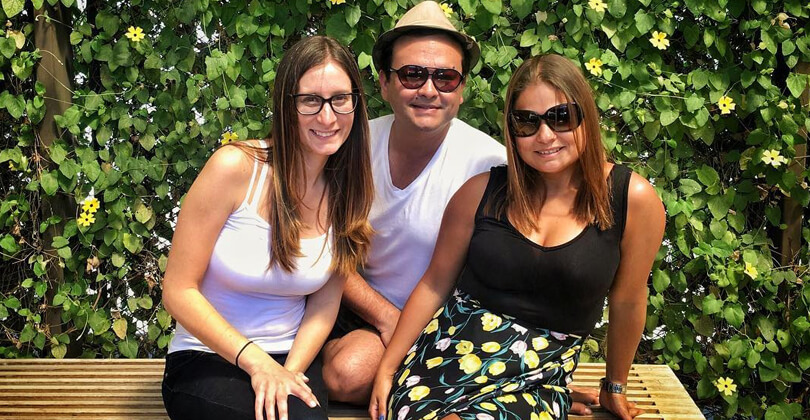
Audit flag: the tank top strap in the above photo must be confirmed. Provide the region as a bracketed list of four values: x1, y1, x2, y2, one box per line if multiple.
[243, 140, 270, 210]
[475, 165, 507, 221]
[608, 164, 632, 237]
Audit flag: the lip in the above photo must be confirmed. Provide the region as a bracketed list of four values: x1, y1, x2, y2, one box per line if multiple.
[534, 146, 564, 156]
[310, 129, 339, 138]
[410, 103, 442, 111]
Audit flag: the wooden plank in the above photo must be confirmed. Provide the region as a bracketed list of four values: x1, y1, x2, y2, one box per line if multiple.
[0, 360, 703, 420]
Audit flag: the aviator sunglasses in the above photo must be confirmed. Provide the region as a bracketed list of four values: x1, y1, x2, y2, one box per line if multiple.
[389, 65, 464, 93]
[508, 103, 583, 136]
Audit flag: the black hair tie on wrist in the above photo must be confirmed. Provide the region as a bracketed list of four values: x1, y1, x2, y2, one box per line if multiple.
[235, 340, 254, 368]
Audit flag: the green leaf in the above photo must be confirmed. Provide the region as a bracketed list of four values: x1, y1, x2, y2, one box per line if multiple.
[345, 5, 361, 26]
[138, 296, 153, 310]
[634, 11, 654, 33]
[481, 0, 502, 15]
[2, 0, 24, 18]
[758, 317, 775, 341]
[112, 318, 128, 339]
[786, 74, 807, 99]
[51, 343, 67, 359]
[118, 339, 138, 358]
[607, 0, 626, 18]
[122, 233, 142, 254]
[88, 311, 111, 335]
[685, 95, 704, 112]
[510, 0, 534, 19]
[660, 109, 679, 126]
[325, 14, 355, 46]
[0, 37, 16, 58]
[723, 304, 745, 328]
[696, 165, 719, 187]
[702, 295, 723, 315]
[707, 196, 730, 219]
[41, 171, 59, 195]
[5, 95, 25, 119]
[652, 269, 670, 293]
[157, 309, 172, 329]
[678, 179, 702, 196]
[799, 351, 810, 371]
[0, 234, 19, 254]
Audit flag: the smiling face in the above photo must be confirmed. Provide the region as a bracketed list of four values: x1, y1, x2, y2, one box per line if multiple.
[380, 33, 465, 137]
[512, 81, 584, 177]
[296, 60, 355, 162]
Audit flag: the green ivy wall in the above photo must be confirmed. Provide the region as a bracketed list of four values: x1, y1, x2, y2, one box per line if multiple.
[0, 0, 808, 418]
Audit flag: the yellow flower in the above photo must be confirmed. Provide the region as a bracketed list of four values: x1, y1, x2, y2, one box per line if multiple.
[717, 96, 735, 115]
[543, 384, 566, 393]
[77, 212, 95, 227]
[474, 375, 489, 384]
[124, 26, 145, 42]
[585, 57, 603, 76]
[82, 197, 100, 213]
[404, 351, 416, 365]
[649, 31, 670, 50]
[408, 385, 430, 401]
[424, 319, 439, 334]
[221, 131, 238, 145]
[715, 377, 737, 396]
[456, 340, 474, 355]
[561, 347, 578, 359]
[502, 383, 519, 393]
[497, 394, 517, 403]
[488, 361, 506, 376]
[480, 384, 497, 394]
[440, 3, 453, 18]
[479, 402, 497, 411]
[426, 357, 443, 369]
[423, 410, 438, 420]
[448, 325, 456, 335]
[562, 359, 575, 372]
[458, 353, 482, 374]
[538, 412, 554, 420]
[481, 313, 502, 331]
[523, 350, 540, 369]
[482, 342, 501, 353]
[532, 337, 549, 351]
[588, 0, 607, 13]
[398, 369, 410, 386]
[8, 162, 16, 171]
[522, 393, 537, 406]
[761, 149, 787, 168]
[744, 262, 758, 279]
[433, 307, 443, 318]
[329, 0, 346, 4]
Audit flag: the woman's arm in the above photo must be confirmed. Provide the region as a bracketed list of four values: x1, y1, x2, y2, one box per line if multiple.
[601, 172, 666, 420]
[369, 173, 490, 420]
[162, 144, 317, 420]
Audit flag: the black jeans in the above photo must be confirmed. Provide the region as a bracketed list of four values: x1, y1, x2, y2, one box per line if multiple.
[162, 350, 328, 420]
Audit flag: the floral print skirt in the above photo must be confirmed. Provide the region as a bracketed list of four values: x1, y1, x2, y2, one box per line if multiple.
[387, 290, 583, 420]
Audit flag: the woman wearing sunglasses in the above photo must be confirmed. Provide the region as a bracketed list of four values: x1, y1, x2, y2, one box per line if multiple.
[370, 54, 665, 420]
[161, 36, 374, 420]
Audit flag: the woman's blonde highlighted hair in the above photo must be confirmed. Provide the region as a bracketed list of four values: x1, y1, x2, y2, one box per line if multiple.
[501, 54, 613, 233]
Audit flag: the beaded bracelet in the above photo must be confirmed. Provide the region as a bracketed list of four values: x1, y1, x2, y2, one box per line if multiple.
[235, 340, 254, 368]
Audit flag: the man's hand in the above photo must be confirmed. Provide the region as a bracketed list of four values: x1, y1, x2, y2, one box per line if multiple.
[374, 306, 401, 347]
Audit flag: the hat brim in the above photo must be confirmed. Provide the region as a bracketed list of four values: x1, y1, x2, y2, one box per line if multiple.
[372, 25, 480, 73]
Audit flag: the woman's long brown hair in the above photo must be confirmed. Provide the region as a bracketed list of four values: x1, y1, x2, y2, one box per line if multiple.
[501, 54, 613, 233]
[239, 36, 374, 277]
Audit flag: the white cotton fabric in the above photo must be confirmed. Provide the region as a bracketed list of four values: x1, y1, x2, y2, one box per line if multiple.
[169, 142, 333, 354]
[362, 115, 506, 309]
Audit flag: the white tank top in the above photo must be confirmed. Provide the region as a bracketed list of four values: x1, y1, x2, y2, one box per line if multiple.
[169, 145, 333, 354]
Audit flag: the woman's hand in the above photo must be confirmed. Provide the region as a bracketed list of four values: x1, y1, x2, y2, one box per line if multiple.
[599, 390, 643, 420]
[569, 385, 599, 415]
[243, 353, 319, 420]
[369, 369, 394, 420]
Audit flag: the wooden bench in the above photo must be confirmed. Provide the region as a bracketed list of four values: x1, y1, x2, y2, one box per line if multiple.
[0, 359, 703, 419]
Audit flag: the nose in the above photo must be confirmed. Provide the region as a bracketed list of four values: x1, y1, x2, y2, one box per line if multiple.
[535, 121, 556, 143]
[316, 101, 338, 125]
[415, 75, 439, 98]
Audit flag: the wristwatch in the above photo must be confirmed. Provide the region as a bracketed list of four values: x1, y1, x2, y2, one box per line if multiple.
[600, 377, 627, 394]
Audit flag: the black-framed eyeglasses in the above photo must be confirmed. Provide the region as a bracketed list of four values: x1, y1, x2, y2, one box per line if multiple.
[508, 103, 583, 136]
[290, 93, 360, 115]
[389, 65, 464, 93]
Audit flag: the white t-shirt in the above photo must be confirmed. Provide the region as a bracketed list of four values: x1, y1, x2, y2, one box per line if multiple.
[169, 152, 333, 355]
[362, 115, 507, 309]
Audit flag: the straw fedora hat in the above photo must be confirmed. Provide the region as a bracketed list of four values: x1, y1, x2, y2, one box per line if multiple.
[372, 0, 480, 72]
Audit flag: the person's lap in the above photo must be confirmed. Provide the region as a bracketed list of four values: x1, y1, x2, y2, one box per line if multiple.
[162, 350, 328, 420]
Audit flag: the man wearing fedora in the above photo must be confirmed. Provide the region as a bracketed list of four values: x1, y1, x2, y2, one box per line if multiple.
[321, 0, 505, 405]
[321, 1, 600, 413]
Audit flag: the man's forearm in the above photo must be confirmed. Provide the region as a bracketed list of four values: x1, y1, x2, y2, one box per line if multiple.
[342, 271, 400, 331]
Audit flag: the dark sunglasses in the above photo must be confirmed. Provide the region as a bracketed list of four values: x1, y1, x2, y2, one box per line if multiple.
[290, 93, 359, 115]
[508, 103, 583, 136]
[389, 65, 464, 93]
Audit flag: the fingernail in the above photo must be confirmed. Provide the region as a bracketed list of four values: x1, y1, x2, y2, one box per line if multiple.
[379, 416, 385, 420]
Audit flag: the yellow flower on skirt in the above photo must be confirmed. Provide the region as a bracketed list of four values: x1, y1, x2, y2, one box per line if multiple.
[481, 342, 501, 353]
[433, 307, 443, 318]
[398, 369, 410, 386]
[488, 361, 507, 376]
[532, 337, 549, 350]
[423, 410, 438, 420]
[458, 353, 482, 374]
[522, 393, 537, 406]
[562, 359, 575, 372]
[480, 402, 498, 411]
[455, 340, 474, 355]
[561, 347, 578, 359]
[481, 313, 503, 331]
[408, 385, 430, 401]
[474, 375, 488, 384]
[531, 412, 554, 420]
[426, 357, 444, 369]
[480, 384, 497, 394]
[424, 319, 439, 334]
[448, 326, 456, 335]
[502, 383, 519, 393]
[523, 350, 540, 369]
[496, 394, 517, 403]
[405, 352, 416, 365]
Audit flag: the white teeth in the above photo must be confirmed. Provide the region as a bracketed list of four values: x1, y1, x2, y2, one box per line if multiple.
[537, 147, 563, 155]
[313, 130, 337, 137]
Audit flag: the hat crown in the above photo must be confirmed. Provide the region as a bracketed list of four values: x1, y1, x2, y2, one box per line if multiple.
[395, 1, 456, 32]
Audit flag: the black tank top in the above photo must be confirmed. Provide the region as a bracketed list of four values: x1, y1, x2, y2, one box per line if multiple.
[457, 165, 632, 336]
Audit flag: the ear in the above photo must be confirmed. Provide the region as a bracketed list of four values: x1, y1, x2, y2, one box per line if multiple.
[458, 77, 466, 105]
[379, 71, 391, 102]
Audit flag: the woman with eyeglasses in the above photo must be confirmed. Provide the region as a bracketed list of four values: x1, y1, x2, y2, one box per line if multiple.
[370, 54, 665, 420]
[161, 36, 373, 420]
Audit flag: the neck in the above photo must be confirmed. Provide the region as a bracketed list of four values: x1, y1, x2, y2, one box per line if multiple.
[299, 153, 328, 193]
[536, 166, 580, 196]
[388, 118, 452, 159]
